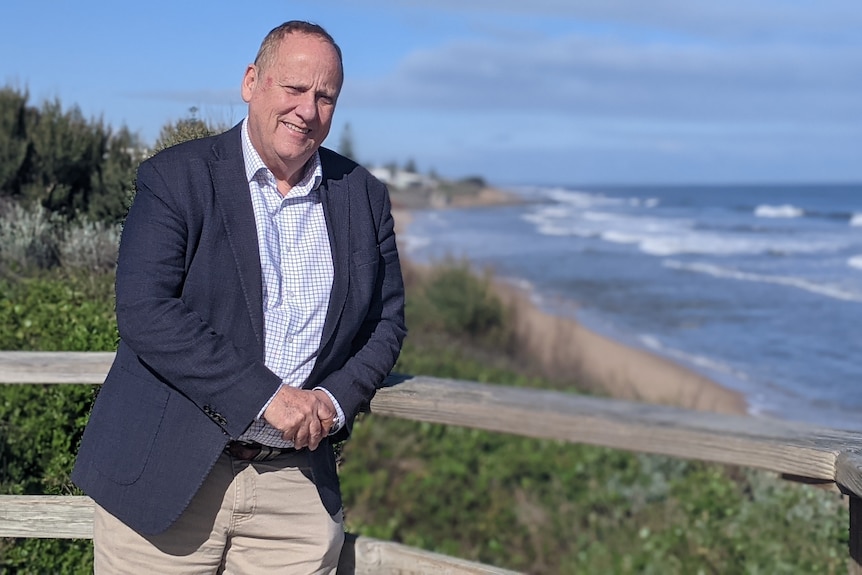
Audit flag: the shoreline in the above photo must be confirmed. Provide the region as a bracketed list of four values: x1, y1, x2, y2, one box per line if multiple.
[392, 203, 749, 416]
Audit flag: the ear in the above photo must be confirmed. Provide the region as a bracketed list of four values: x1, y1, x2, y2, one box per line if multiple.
[241, 64, 257, 103]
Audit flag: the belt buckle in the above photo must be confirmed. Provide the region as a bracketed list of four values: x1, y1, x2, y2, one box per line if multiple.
[252, 444, 277, 461]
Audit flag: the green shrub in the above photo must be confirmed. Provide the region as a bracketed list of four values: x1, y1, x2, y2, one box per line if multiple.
[407, 260, 513, 348]
[0, 200, 61, 270]
[0, 109, 219, 573]
[338, 260, 850, 573]
[151, 110, 225, 155]
[0, 200, 120, 273]
[341, 415, 849, 574]
[0, 261, 852, 574]
[0, 271, 116, 351]
[0, 86, 141, 224]
[0, 270, 114, 573]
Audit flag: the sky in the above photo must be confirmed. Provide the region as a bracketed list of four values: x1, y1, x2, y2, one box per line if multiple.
[2, 0, 861, 187]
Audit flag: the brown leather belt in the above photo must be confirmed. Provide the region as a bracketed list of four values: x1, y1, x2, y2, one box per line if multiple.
[225, 440, 300, 462]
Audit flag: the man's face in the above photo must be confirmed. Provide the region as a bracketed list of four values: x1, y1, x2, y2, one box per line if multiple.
[242, 33, 342, 182]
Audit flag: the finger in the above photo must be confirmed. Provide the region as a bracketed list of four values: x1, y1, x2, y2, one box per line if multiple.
[311, 389, 336, 419]
[279, 419, 301, 440]
[291, 419, 311, 449]
[282, 428, 296, 446]
[292, 434, 306, 450]
[306, 416, 325, 451]
[319, 413, 336, 436]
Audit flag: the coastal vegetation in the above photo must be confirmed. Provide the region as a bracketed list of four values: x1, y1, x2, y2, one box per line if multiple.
[0, 87, 141, 224]
[0, 89, 853, 573]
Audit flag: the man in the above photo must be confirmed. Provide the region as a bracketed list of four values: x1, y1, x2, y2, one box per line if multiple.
[72, 21, 406, 574]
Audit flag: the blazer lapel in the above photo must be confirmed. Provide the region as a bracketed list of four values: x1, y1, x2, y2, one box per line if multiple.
[318, 173, 350, 355]
[209, 130, 265, 350]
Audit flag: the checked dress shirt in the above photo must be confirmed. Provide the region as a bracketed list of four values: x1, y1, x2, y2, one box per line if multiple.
[236, 118, 345, 448]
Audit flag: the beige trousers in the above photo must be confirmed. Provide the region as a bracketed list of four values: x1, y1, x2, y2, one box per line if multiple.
[94, 451, 344, 574]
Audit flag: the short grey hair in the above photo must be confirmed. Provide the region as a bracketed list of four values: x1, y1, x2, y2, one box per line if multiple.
[254, 20, 343, 84]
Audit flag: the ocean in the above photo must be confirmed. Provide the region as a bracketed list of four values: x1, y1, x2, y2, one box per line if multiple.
[400, 183, 862, 431]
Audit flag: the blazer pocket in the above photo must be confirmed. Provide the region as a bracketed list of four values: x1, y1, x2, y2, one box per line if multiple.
[91, 365, 170, 485]
[347, 247, 381, 320]
[352, 246, 380, 268]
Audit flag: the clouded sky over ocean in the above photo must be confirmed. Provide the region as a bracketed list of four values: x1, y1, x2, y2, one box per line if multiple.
[2, 0, 860, 185]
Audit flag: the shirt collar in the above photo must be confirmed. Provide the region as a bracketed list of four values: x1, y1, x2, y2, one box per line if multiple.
[241, 118, 322, 195]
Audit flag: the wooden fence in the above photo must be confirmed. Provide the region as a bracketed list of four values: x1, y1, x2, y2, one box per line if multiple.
[2, 351, 862, 573]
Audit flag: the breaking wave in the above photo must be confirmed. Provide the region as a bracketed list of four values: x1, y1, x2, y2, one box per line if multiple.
[664, 260, 862, 302]
[754, 204, 804, 218]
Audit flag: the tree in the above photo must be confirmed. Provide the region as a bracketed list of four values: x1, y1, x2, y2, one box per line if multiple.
[90, 125, 144, 222]
[385, 161, 398, 180]
[0, 87, 29, 198]
[127, 110, 225, 213]
[152, 108, 220, 155]
[0, 86, 142, 223]
[20, 99, 106, 218]
[337, 122, 356, 160]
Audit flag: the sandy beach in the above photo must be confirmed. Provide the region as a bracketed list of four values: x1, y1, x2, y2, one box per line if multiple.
[392, 194, 749, 417]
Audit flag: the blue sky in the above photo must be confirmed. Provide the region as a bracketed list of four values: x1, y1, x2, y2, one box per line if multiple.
[2, 0, 860, 186]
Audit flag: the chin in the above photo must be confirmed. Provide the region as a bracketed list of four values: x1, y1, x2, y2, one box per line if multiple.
[278, 146, 314, 165]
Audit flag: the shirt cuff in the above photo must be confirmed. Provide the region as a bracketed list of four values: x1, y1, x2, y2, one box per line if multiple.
[256, 383, 285, 419]
[314, 386, 345, 434]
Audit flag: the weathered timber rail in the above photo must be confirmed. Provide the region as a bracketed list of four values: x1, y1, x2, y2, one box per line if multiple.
[0, 494, 511, 575]
[2, 351, 862, 573]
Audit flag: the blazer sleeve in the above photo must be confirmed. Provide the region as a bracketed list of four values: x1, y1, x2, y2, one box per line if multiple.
[316, 173, 407, 434]
[114, 155, 280, 439]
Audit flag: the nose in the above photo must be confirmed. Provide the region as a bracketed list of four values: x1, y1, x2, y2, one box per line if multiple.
[294, 92, 319, 123]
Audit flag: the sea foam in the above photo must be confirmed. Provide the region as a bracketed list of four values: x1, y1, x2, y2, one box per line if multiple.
[524, 186, 853, 262]
[754, 204, 804, 218]
[639, 334, 751, 381]
[524, 201, 837, 257]
[546, 189, 624, 209]
[664, 260, 862, 302]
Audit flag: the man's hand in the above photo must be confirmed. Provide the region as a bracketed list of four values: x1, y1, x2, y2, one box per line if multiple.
[263, 387, 337, 450]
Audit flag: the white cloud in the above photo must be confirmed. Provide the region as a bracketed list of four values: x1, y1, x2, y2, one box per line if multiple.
[343, 32, 862, 124]
[338, 1, 862, 182]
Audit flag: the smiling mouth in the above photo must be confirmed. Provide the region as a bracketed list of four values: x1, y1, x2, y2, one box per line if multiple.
[284, 121, 310, 135]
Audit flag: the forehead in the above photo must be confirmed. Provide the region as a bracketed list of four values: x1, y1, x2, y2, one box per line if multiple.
[268, 33, 342, 85]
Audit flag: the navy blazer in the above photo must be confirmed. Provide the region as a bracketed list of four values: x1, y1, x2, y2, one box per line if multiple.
[72, 123, 406, 535]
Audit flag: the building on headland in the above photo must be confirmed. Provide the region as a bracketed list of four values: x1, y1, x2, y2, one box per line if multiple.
[369, 166, 438, 190]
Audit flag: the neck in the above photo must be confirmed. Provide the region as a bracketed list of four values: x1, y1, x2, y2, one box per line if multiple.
[272, 161, 308, 195]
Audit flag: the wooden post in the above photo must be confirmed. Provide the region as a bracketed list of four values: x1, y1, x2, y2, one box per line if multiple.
[850, 496, 862, 575]
[834, 452, 862, 574]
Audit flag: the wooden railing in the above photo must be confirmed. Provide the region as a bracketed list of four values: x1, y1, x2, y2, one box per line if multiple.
[2, 351, 862, 573]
